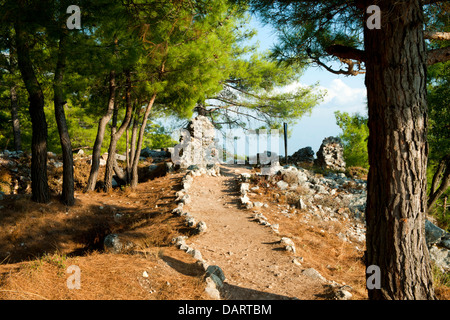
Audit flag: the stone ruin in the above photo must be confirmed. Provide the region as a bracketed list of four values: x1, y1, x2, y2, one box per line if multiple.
[287, 137, 346, 171]
[172, 115, 219, 169]
[314, 136, 346, 171]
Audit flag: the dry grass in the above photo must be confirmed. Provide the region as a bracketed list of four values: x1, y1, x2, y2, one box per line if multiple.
[244, 174, 368, 299]
[0, 248, 208, 300]
[0, 167, 210, 300]
[247, 173, 450, 300]
[1, 158, 447, 300]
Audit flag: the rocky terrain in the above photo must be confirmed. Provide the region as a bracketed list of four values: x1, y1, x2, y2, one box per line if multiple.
[0, 115, 448, 300]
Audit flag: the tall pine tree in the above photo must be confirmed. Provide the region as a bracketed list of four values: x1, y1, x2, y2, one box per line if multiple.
[243, 0, 450, 299]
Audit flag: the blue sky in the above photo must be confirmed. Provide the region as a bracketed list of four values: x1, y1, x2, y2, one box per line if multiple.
[248, 17, 368, 155]
[168, 15, 368, 159]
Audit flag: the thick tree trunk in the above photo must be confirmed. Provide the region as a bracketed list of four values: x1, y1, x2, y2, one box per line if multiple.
[14, 21, 49, 203]
[364, 0, 435, 300]
[130, 93, 157, 188]
[53, 33, 75, 206]
[85, 70, 116, 191]
[104, 70, 134, 192]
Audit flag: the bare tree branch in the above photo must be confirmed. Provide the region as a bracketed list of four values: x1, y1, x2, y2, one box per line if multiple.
[325, 44, 366, 62]
[428, 155, 450, 211]
[427, 46, 450, 65]
[424, 31, 450, 41]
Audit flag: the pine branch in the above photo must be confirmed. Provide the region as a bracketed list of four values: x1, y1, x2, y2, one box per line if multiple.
[424, 31, 450, 41]
[427, 46, 450, 65]
[325, 44, 366, 63]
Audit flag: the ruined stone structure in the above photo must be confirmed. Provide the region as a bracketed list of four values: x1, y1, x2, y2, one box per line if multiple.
[172, 116, 219, 169]
[315, 136, 346, 171]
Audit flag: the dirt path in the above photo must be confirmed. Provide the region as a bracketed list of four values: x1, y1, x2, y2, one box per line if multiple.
[185, 165, 326, 300]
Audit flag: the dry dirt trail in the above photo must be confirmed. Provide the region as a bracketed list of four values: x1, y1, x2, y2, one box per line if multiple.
[184, 165, 327, 300]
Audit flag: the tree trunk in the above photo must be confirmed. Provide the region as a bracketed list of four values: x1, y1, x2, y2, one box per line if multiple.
[130, 93, 157, 188]
[427, 155, 450, 212]
[9, 42, 22, 152]
[364, 0, 435, 300]
[53, 32, 75, 206]
[126, 121, 130, 183]
[104, 70, 134, 192]
[10, 84, 22, 152]
[14, 21, 49, 203]
[103, 92, 119, 192]
[85, 70, 116, 191]
[128, 102, 141, 184]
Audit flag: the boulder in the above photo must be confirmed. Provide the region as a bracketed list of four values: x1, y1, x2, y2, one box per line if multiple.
[429, 246, 450, 272]
[439, 233, 450, 250]
[290, 146, 315, 164]
[140, 147, 170, 159]
[425, 219, 447, 248]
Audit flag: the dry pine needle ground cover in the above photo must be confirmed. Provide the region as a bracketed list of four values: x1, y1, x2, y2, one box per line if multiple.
[0, 160, 448, 300]
[0, 171, 209, 300]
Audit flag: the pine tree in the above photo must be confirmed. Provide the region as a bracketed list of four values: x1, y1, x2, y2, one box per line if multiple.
[244, 0, 450, 300]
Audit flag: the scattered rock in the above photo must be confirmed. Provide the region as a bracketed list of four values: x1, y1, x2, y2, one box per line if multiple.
[103, 234, 135, 254]
[196, 221, 207, 234]
[280, 237, 296, 253]
[302, 268, 327, 282]
[334, 289, 352, 300]
[240, 173, 252, 182]
[292, 257, 302, 266]
[240, 183, 250, 195]
[206, 265, 226, 289]
[253, 201, 264, 208]
[186, 216, 197, 227]
[276, 180, 289, 190]
[298, 197, 306, 210]
[279, 166, 309, 185]
[429, 246, 450, 272]
[425, 219, 447, 248]
[204, 286, 221, 300]
[189, 249, 203, 261]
